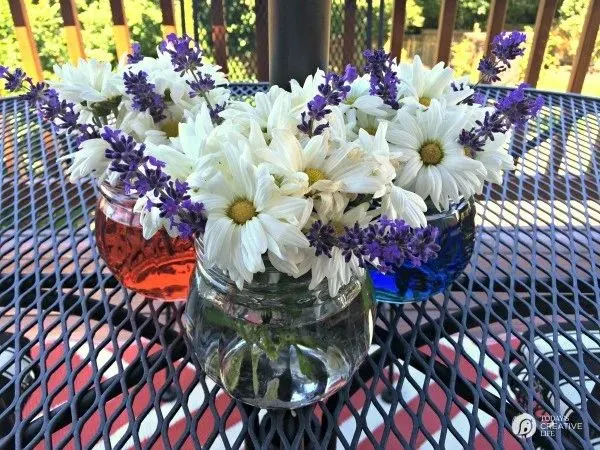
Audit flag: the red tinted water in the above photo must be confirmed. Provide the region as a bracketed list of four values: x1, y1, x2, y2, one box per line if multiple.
[95, 207, 195, 301]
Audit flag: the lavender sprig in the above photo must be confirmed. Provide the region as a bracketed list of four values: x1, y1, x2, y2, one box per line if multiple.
[0, 66, 98, 144]
[123, 70, 166, 123]
[159, 34, 202, 74]
[127, 43, 144, 64]
[363, 49, 400, 109]
[298, 65, 357, 136]
[459, 83, 543, 155]
[101, 126, 206, 238]
[308, 217, 440, 272]
[477, 31, 526, 85]
[158, 33, 222, 124]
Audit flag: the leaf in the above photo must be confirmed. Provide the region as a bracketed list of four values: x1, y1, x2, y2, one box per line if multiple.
[295, 345, 315, 379]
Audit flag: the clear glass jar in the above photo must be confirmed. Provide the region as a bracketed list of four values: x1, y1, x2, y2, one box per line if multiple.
[183, 240, 376, 409]
[371, 196, 476, 303]
[95, 181, 196, 301]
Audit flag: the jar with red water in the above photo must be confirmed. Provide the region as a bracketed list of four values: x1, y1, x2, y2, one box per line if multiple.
[94, 181, 196, 301]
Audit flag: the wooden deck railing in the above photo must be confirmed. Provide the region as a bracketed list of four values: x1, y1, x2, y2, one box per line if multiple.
[6, 0, 600, 94]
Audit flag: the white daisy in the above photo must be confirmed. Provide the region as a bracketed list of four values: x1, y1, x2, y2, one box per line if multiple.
[256, 129, 386, 205]
[127, 51, 229, 113]
[117, 107, 182, 146]
[219, 86, 297, 142]
[289, 69, 325, 115]
[52, 59, 122, 104]
[473, 131, 514, 184]
[397, 55, 473, 113]
[342, 75, 387, 117]
[387, 100, 486, 210]
[354, 121, 427, 227]
[200, 148, 312, 288]
[59, 138, 111, 182]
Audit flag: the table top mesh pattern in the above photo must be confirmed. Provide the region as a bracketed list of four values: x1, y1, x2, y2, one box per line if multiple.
[0, 85, 599, 449]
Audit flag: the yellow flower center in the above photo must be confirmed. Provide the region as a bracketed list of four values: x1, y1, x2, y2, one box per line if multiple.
[419, 141, 444, 165]
[304, 168, 327, 186]
[419, 96, 432, 107]
[331, 221, 346, 236]
[464, 147, 472, 157]
[363, 125, 378, 136]
[160, 120, 179, 138]
[227, 199, 257, 225]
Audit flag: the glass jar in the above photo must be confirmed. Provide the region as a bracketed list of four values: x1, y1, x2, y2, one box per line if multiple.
[371, 197, 476, 303]
[95, 181, 196, 301]
[183, 241, 376, 409]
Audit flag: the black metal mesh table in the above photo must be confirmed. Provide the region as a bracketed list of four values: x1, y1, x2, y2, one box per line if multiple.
[1, 85, 599, 449]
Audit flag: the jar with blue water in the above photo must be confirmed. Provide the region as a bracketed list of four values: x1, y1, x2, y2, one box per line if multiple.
[371, 197, 476, 303]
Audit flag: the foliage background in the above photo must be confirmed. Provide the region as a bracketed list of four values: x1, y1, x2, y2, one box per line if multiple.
[0, 0, 597, 95]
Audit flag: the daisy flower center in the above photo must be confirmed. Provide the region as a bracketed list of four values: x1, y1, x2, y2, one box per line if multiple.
[419, 141, 444, 165]
[331, 221, 346, 236]
[419, 96, 432, 107]
[227, 199, 257, 225]
[363, 125, 378, 136]
[305, 168, 327, 186]
[160, 120, 179, 138]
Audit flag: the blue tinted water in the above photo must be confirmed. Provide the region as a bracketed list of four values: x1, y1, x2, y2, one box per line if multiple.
[371, 198, 476, 303]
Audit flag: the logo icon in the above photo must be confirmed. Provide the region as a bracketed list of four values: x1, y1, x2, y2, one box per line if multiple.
[512, 413, 536, 438]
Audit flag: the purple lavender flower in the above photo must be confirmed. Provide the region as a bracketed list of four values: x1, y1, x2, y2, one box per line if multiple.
[127, 43, 144, 64]
[495, 83, 544, 128]
[310, 217, 440, 273]
[177, 199, 206, 237]
[307, 220, 337, 257]
[0, 66, 27, 92]
[134, 164, 170, 196]
[38, 89, 80, 130]
[338, 223, 368, 264]
[123, 71, 166, 123]
[159, 34, 202, 74]
[492, 31, 527, 66]
[363, 49, 400, 109]
[361, 219, 414, 272]
[477, 56, 504, 84]
[317, 65, 358, 106]
[475, 31, 527, 85]
[188, 74, 215, 98]
[209, 103, 225, 125]
[101, 127, 149, 182]
[298, 65, 357, 136]
[158, 180, 191, 219]
[408, 227, 440, 266]
[459, 84, 543, 156]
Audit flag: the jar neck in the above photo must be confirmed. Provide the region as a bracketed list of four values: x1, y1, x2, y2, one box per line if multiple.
[192, 238, 365, 314]
[98, 180, 137, 209]
[424, 196, 473, 220]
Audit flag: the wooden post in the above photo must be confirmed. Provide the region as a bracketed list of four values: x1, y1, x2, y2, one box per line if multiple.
[567, 0, 600, 93]
[483, 0, 508, 55]
[268, 0, 331, 89]
[211, 0, 228, 73]
[59, 0, 85, 64]
[7, 0, 43, 81]
[525, 0, 559, 87]
[342, 0, 356, 64]
[109, 0, 131, 61]
[435, 0, 458, 64]
[160, 0, 177, 37]
[255, 0, 268, 81]
[390, 0, 406, 60]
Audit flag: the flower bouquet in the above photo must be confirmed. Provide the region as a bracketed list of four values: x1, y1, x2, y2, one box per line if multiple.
[1, 31, 541, 407]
